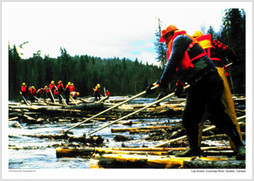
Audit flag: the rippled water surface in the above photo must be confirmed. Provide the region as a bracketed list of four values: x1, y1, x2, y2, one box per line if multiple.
[8, 97, 182, 169]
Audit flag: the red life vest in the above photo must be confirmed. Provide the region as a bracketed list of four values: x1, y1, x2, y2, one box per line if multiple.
[49, 83, 55, 90]
[54, 89, 59, 95]
[70, 91, 79, 97]
[21, 85, 27, 92]
[105, 91, 110, 97]
[29, 88, 36, 95]
[167, 30, 206, 71]
[57, 83, 63, 90]
[69, 85, 75, 92]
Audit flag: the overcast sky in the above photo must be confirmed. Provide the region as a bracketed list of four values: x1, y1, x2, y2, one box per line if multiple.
[4, 2, 249, 66]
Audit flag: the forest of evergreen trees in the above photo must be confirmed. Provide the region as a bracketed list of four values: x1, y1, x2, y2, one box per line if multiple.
[9, 8, 246, 100]
[9, 46, 162, 100]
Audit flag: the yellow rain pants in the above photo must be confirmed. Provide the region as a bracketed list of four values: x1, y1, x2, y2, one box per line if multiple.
[198, 67, 242, 151]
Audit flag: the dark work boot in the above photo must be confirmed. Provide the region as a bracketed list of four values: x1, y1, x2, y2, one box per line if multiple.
[175, 131, 201, 157]
[175, 147, 201, 157]
[226, 128, 245, 160]
[235, 145, 246, 160]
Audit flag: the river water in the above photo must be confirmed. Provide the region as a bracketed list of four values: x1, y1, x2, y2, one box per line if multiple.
[8, 97, 183, 169]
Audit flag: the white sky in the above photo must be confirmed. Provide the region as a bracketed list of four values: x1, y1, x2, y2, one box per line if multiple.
[4, 2, 248, 66]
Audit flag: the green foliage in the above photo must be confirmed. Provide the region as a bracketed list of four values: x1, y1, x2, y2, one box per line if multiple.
[154, 18, 167, 69]
[201, 9, 245, 94]
[218, 9, 246, 94]
[8, 47, 162, 100]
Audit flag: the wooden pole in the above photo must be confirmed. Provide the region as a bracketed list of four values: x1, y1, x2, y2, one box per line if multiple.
[153, 115, 246, 148]
[88, 85, 190, 136]
[61, 84, 159, 134]
[19, 91, 30, 106]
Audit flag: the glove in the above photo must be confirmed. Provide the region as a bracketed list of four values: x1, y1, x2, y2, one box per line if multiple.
[157, 80, 169, 89]
[174, 82, 184, 97]
[145, 83, 157, 94]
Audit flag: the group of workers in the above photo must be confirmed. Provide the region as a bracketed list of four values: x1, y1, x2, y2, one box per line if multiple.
[20, 24, 245, 160]
[21, 81, 109, 104]
[146, 25, 245, 160]
[20, 80, 80, 104]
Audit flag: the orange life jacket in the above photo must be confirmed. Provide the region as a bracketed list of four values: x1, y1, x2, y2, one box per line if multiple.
[195, 34, 228, 75]
[94, 86, 100, 94]
[167, 30, 207, 71]
[195, 34, 221, 62]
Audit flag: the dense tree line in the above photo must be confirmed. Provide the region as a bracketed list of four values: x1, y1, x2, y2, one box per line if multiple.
[9, 45, 162, 100]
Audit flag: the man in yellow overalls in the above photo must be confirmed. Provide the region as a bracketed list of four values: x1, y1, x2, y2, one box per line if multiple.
[192, 31, 242, 151]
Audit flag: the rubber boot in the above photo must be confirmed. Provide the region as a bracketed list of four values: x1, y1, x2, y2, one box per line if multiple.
[175, 131, 201, 157]
[226, 128, 245, 160]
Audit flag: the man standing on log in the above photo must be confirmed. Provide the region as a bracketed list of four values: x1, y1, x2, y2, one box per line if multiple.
[28, 86, 36, 102]
[93, 84, 101, 101]
[49, 80, 55, 103]
[65, 82, 71, 105]
[21, 82, 28, 100]
[192, 31, 243, 153]
[56, 80, 65, 103]
[146, 25, 245, 159]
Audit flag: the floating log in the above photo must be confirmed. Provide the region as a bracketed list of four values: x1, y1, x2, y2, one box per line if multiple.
[62, 102, 104, 110]
[56, 146, 231, 158]
[91, 154, 228, 169]
[23, 134, 104, 146]
[111, 126, 172, 133]
[9, 117, 19, 121]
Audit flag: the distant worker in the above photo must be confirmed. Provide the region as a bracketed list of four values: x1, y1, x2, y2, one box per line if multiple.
[43, 85, 50, 100]
[192, 31, 242, 151]
[56, 80, 65, 103]
[36, 87, 43, 98]
[21, 82, 28, 100]
[93, 84, 101, 101]
[146, 25, 245, 159]
[65, 82, 71, 105]
[105, 90, 110, 97]
[70, 91, 80, 98]
[28, 86, 36, 102]
[49, 80, 55, 102]
[69, 83, 75, 92]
